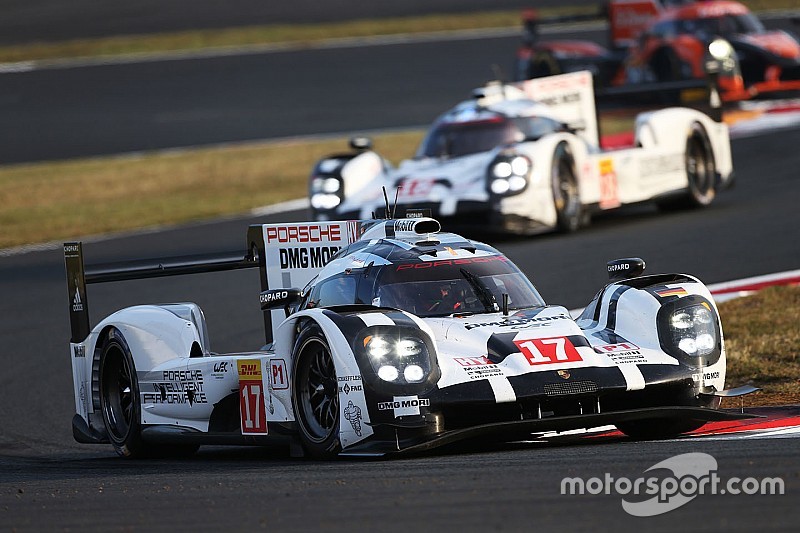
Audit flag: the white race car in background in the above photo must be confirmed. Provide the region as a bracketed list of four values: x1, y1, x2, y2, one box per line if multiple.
[309, 71, 733, 234]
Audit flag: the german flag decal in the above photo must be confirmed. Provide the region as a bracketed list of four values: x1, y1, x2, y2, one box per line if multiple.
[656, 287, 688, 298]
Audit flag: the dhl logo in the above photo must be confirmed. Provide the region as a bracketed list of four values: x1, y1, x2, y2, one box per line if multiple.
[237, 360, 262, 379]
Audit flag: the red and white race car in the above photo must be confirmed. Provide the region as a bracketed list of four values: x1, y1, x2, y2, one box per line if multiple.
[516, 0, 800, 102]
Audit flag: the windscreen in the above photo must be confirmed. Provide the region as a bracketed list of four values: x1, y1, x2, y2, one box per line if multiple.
[416, 118, 522, 159]
[371, 255, 545, 317]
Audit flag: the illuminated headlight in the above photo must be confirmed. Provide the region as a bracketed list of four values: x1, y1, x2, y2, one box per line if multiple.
[708, 39, 733, 61]
[362, 332, 432, 384]
[668, 304, 717, 357]
[311, 176, 341, 194]
[490, 179, 511, 194]
[493, 161, 513, 179]
[510, 156, 530, 175]
[488, 155, 531, 196]
[310, 193, 341, 210]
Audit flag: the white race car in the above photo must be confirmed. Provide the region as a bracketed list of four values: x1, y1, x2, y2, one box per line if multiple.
[65, 217, 756, 459]
[309, 71, 733, 234]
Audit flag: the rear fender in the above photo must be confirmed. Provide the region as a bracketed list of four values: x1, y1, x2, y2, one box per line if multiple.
[92, 305, 205, 374]
[635, 108, 732, 184]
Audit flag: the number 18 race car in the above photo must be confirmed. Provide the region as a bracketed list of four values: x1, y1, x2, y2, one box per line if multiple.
[309, 71, 733, 235]
[64, 217, 756, 458]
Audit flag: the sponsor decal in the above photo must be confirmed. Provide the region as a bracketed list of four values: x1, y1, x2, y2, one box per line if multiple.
[142, 370, 208, 406]
[396, 255, 507, 271]
[238, 359, 267, 435]
[607, 264, 629, 273]
[279, 246, 341, 270]
[596, 342, 640, 353]
[454, 356, 493, 367]
[515, 336, 583, 366]
[464, 313, 570, 331]
[397, 177, 436, 198]
[338, 375, 364, 395]
[639, 154, 684, 178]
[266, 224, 342, 244]
[210, 360, 230, 380]
[269, 359, 288, 390]
[558, 370, 571, 380]
[72, 345, 85, 358]
[599, 158, 620, 210]
[656, 287, 688, 298]
[453, 356, 504, 380]
[692, 371, 721, 383]
[343, 400, 363, 436]
[71, 283, 84, 313]
[378, 396, 430, 417]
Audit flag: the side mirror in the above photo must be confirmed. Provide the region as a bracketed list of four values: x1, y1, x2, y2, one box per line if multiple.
[349, 136, 373, 151]
[607, 258, 646, 281]
[259, 288, 302, 315]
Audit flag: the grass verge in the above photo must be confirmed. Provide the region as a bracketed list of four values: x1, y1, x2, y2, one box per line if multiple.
[719, 285, 800, 407]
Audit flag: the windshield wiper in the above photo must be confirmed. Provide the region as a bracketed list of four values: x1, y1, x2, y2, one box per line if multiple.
[459, 268, 500, 313]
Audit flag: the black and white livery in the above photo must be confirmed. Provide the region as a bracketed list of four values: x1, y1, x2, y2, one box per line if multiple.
[64, 218, 755, 458]
[309, 71, 733, 234]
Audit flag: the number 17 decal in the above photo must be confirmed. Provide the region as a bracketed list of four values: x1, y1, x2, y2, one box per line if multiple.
[514, 336, 582, 366]
[238, 359, 268, 435]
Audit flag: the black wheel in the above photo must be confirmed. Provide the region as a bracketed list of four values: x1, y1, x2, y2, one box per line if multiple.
[99, 328, 198, 459]
[292, 324, 341, 458]
[657, 123, 716, 210]
[98, 328, 148, 458]
[551, 142, 584, 233]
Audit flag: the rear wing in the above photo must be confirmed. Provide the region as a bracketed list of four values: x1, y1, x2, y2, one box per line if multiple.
[64, 221, 368, 347]
[513, 70, 600, 147]
[607, 0, 663, 49]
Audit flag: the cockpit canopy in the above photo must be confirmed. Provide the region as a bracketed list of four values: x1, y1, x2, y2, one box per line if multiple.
[301, 253, 545, 318]
[415, 112, 564, 159]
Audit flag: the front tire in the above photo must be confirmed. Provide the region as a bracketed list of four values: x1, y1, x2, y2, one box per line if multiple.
[551, 142, 584, 233]
[292, 323, 341, 459]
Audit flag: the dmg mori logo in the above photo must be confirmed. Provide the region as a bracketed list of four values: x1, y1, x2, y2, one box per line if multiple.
[378, 398, 430, 411]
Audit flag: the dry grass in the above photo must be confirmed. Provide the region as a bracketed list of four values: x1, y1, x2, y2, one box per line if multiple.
[719, 286, 800, 407]
[0, 131, 424, 249]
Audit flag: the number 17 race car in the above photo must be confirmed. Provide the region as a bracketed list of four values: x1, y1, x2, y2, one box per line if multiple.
[64, 217, 756, 458]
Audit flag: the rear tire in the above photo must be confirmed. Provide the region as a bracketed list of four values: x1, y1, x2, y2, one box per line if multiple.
[99, 329, 148, 458]
[657, 123, 716, 210]
[292, 324, 341, 459]
[551, 142, 584, 233]
[98, 328, 198, 458]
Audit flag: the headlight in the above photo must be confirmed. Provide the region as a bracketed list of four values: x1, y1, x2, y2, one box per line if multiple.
[361, 331, 432, 384]
[310, 193, 341, 210]
[311, 176, 341, 194]
[668, 304, 717, 357]
[708, 39, 733, 61]
[488, 154, 532, 197]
